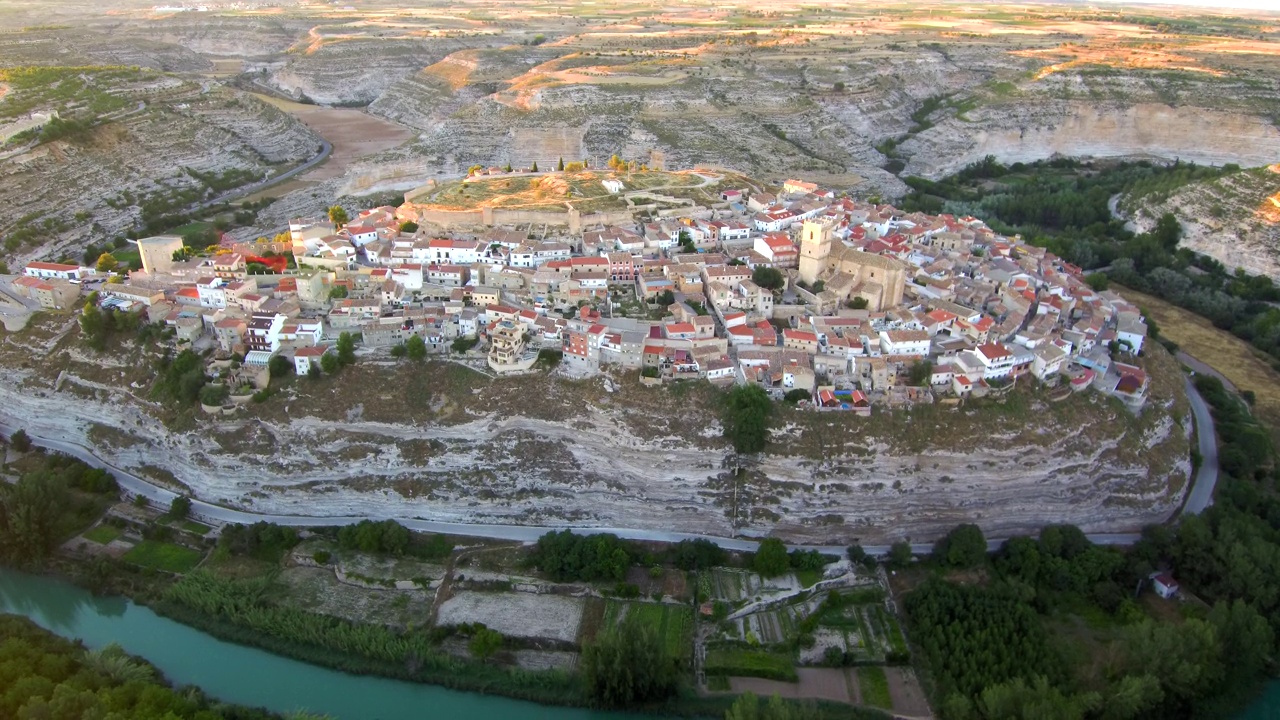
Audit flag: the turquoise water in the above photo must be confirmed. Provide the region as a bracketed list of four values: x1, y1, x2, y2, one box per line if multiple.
[0, 568, 648, 720]
[1237, 680, 1280, 720]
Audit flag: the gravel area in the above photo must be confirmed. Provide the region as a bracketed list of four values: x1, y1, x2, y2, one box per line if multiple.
[436, 591, 584, 643]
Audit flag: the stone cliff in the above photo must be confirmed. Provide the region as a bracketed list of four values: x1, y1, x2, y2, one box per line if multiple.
[0, 320, 1191, 545]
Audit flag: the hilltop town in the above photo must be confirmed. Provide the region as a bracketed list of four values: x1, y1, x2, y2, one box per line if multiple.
[7, 166, 1153, 414]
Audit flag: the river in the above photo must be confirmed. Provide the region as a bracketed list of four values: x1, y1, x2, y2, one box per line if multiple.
[0, 568, 649, 720]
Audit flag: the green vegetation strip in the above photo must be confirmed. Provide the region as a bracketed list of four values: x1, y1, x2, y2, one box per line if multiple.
[857, 666, 892, 709]
[704, 646, 797, 682]
[122, 541, 203, 573]
[83, 524, 122, 545]
[157, 571, 584, 706]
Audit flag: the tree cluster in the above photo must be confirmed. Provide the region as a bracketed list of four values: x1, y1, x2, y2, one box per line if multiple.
[337, 519, 410, 555]
[0, 616, 283, 720]
[723, 385, 772, 454]
[581, 618, 677, 708]
[529, 530, 635, 582]
[217, 521, 299, 560]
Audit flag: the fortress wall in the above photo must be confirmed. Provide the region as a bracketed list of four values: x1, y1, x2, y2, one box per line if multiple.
[414, 207, 485, 228]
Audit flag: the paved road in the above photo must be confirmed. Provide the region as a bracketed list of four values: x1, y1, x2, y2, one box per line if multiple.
[1181, 376, 1219, 515]
[194, 138, 332, 211]
[0, 376, 1221, 555]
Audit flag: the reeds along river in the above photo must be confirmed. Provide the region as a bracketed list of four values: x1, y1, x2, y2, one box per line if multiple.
[0, 568, 647, 720]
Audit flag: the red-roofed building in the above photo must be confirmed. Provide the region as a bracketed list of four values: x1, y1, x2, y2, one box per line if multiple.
[24, 261, 86, 281]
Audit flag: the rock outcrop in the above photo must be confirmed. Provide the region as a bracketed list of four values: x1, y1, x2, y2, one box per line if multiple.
[0, 327, 1192, 545]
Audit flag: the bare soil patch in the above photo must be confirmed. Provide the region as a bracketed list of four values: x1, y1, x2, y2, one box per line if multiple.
[249, 93, 414, 182]
[884, 666, 931, 717]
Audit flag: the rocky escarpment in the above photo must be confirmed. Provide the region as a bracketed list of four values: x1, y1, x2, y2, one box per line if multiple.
[903, 100, 1280, 180]
[1119, 165, 1280, 278]
[0, 325, 1191, 545]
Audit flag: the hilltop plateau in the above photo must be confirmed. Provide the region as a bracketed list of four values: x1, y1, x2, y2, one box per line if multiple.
[3, 3, 1280, 268]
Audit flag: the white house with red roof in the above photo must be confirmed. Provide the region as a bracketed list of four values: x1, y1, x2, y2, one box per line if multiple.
[293, 345, 330, 375]
[24, 261, 87, 281]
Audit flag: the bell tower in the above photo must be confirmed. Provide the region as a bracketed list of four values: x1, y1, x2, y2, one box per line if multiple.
[798, 219, 833, 285]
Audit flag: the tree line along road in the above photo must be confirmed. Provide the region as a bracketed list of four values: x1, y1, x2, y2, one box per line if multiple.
[0, 375, 1218, 557]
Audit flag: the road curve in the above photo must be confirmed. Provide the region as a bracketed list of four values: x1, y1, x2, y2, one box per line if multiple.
[1181, 376, 1220, 515]
[0, 376, 1220, 556]
[195, 138, 333, 211]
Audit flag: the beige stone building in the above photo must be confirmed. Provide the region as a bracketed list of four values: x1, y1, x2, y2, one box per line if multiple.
[135, 235, 187, 275]
[797, 219, 906, 312]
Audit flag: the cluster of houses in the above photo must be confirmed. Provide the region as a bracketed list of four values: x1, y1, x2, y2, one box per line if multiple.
[20, 173, 1153, 409]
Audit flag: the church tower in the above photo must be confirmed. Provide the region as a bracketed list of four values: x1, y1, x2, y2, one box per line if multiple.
[798, 218, 834, 285]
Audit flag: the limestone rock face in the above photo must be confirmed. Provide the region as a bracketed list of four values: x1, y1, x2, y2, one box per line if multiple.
[1119, 165, 1280, 279]
[0, 343, 1191, 546]
[902, 102, 1280, 180]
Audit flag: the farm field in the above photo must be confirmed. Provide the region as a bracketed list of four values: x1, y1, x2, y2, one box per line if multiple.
[122, 540, 203, 573]
[82, 524, 122, 545]
[1117, 284, 1280, 444]
[602, 600, 693, 662]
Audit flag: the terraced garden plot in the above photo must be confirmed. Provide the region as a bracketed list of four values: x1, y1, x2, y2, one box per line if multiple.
[710, 568, 762, 603]
[603, 600, 693, 661]
[83, 524, 122, 545]
[122, 540, 202, 573]
[705, 645, 797, 682]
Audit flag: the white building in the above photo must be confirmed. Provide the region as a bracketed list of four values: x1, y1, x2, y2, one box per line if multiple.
[879, 329, 930, 357]
[293, 345, 330, 374]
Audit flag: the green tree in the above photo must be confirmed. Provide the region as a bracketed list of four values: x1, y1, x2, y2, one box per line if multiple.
[95, 252, 119, 273]
[654, 289, 676, 307]
[557, 156, 565, 171]
[977, 675, 1098, 720]
[169, 496, 191, 520]
[753, 537, 790, 577]
[79, 303, 108, 351]
[328, 285, 348, 300]
[934, 523, 987, 568]
[399, 221, 419, 233]
[1121, 618, 1224, 710]
[1206, 599, 1272, 688]
[1085, 272, 1109, 292]
[723, 384, 771, 453]
[336, 332, 356, 366]
[888, 541, 913, 569]
[9, 429, 31, 453]
[469, 626, 503, 661]
[581, 619, 677, 708]
[848, 296, 868, 310]
[0, 470, 68, 564]
[907, 360, 934, 386]
[268, 354, 290, 378]
[752, 266, 784, 291]
[531, 161, 539, 172]
[405, 334, 427, 361]
[390, 343, 407, 359]
[327, 205, 348, 229]
[320, 352, 340, 375]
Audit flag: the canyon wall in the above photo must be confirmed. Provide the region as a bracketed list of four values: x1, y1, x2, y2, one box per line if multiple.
[902, 102, 1280, 180]
[0, 337, 1192, 545]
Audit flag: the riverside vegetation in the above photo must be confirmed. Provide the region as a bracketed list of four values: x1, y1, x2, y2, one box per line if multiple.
[0, 614, 309, 720]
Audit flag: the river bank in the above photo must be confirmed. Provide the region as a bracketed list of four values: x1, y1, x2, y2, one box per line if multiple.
[0, 567, 643, 720]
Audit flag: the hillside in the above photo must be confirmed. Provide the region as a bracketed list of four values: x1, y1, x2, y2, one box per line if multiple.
[1120, 164, 1280, 278]
[0, 314, 1191, 545]
[0, 65, 319, 266]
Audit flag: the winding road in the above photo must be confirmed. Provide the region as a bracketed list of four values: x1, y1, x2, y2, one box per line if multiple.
[195, 138, 333, 212]
[0, 376, 1219, 556]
